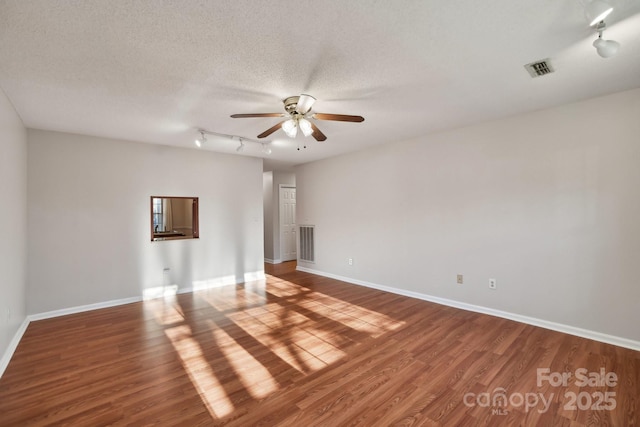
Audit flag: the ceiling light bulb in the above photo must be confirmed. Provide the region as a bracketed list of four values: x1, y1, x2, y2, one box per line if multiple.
[593, 37, 620, 58]
[586, 0, 613, 26]
[282, 119, 298, 138]
[298, 118, 313, 137]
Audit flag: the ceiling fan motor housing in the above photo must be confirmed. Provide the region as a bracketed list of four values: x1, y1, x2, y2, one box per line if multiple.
[283, 96, 301, 114]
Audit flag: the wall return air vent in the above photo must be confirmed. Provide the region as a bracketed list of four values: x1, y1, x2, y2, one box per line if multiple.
[524, 59, 554, 78]
[299, 225, 315, 263]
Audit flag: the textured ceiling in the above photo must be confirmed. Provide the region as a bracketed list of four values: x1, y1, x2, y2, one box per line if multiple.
[1, 0, 639, 170]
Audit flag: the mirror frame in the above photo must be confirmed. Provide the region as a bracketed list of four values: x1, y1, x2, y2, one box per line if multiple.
[150, 196, 199, 241]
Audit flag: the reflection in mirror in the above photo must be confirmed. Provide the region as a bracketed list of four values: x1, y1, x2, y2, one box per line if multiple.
[151, 196, 199, 241]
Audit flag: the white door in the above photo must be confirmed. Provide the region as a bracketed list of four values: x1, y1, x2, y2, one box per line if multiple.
[280, 186, 296, 262]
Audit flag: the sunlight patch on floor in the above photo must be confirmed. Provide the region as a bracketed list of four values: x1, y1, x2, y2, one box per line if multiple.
[223, 279, 406, 372]
[164, 325, 234, 419]
[146, 297, 185, 326]
[265, 279, 310, 298]
[199, 285, 266, 313]
[152, 275, 407, 419]
[212, 326, 279, 399]
[227, 307, 329, 373]
[296, 297, 402, 338]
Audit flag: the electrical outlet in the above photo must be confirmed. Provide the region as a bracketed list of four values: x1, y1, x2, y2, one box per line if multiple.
[489, 278, 497, 290]
[348, 258, 353, 266]
[457, 274, 463, 284]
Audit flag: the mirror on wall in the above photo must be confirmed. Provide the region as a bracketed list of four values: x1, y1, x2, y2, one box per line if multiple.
[151, 196, 199, 241]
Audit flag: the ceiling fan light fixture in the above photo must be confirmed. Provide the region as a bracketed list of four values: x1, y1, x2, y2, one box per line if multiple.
[282, 119, 298, 138]
[295, 94, 316, 115]
[230, 93, 364, 143]
[585, 0, 613, 26]
[298, 118, 313, 137]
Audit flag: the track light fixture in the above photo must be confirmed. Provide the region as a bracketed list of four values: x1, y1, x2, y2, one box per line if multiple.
[593, 21, 620, 58]
[194, 131, 206, 147]
[585, 0, 614, 26]
[194, 129, 271, 155]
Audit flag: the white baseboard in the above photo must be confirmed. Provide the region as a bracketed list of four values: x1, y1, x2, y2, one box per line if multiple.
[185, 270, 266, 293]
[296, 266, 640, 352]
[29, 269, 268, 323]
[0, 317, 30, 378]
[264, 258, 282, 264]
[30, 270, 267, 321]
[28, 296, 143, 321]
[245, 271, 266, 282]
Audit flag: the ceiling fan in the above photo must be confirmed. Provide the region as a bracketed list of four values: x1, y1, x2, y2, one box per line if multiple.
[230, 94, 364, 142]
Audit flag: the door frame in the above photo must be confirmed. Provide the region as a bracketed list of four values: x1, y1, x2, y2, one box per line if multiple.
[279, 185, 297, 262]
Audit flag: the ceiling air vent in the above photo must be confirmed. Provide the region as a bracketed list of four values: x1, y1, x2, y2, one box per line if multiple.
[524, 59, 554, 78]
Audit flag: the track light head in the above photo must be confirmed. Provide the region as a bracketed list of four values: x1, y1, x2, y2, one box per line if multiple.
[594, 37, 620, 58]
[195, 131, 206, 148]
[593, 21, 620, 58]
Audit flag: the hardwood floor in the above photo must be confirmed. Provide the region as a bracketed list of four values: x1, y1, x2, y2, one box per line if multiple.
[1, 261, 638, 426]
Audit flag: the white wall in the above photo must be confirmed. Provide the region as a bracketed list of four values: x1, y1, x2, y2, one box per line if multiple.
[263, 171, 274, 261]
[296, 88, 640, 342]
[0, 88, 27, 365]
[28, 130, 264, 314]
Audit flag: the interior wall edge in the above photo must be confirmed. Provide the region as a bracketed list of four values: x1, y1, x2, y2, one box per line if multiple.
[0, 318, 29, 379]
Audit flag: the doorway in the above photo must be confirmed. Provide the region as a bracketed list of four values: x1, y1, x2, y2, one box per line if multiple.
[279, 186, 296, 262]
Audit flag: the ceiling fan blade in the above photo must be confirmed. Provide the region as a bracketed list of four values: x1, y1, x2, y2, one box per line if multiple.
[295, 94, 316, 115]
[231, 113, 286, 118]
[310, 122, 327, 141]
[257, 121, 285, 138]
[312, 113, 365, 122]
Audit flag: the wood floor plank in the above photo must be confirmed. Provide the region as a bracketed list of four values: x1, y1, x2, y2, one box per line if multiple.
[0, 261, 638, 426]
